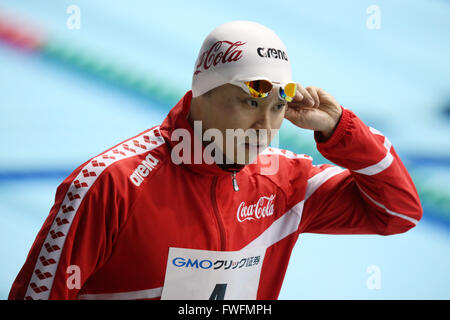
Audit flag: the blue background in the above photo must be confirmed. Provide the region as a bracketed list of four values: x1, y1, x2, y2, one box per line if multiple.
[1, 0, 449, 299]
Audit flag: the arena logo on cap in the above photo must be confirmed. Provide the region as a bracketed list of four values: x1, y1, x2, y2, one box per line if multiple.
[194, 40, 246, 75]
[256, 47, 288, 61]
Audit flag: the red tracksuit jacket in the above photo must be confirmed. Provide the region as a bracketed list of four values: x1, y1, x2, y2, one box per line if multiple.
[9, 90, 422, 300]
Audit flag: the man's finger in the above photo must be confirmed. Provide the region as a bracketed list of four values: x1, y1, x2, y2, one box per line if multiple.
[293, 90, 303, 102]
[306, 86, 320, 108]
[295, 83, 314, 107]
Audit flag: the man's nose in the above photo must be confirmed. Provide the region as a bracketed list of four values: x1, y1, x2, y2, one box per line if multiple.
[252, 109, 272, 131]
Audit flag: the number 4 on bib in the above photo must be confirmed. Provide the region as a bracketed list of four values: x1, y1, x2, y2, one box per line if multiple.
[209, 283, 227, 300]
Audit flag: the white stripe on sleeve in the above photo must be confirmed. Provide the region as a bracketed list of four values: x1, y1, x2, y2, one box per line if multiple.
[353, 127, 394, 176]
[356, 183, 419, 225]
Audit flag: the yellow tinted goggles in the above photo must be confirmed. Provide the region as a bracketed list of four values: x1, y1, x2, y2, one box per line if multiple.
[233, 79, 297, 102]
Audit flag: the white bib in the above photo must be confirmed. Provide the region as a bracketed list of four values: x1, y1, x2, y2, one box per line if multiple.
[161, 247, 266, 300]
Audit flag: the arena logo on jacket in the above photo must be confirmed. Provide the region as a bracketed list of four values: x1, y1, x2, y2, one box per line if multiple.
[130, 152, 160, 187]
[236, 194, 276, 222]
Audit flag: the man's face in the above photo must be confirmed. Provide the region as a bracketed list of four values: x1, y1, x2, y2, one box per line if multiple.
[190, 83, 287, 165]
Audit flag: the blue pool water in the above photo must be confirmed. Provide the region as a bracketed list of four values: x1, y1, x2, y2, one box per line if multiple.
[1, 0, 449, 299]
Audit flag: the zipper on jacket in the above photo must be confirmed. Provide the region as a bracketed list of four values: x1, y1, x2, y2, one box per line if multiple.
[211, 176, 226, 250]
[231, 171, 239, 192]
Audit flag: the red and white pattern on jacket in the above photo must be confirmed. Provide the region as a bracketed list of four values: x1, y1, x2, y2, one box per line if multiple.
[21, 127, 165, 300]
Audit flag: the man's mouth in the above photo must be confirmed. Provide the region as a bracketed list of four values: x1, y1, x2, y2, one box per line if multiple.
[243, 142, 267, 149]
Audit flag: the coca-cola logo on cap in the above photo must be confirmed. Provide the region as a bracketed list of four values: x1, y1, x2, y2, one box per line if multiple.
[194, 40, 246, 75]
[237, 194, 276, 223]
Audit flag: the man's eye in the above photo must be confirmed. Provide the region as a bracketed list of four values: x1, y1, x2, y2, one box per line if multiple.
[274, 104, 286, 111]
[246, 100, 258, 108]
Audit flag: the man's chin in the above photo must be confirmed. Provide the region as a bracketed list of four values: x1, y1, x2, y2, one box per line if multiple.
[230, 145, 266, 165]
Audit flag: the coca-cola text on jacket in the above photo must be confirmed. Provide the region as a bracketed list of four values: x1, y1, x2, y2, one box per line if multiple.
[237, 194, 276, 223]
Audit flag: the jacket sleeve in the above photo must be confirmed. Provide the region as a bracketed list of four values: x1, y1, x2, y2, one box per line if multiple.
[8, 161, 129, 300]
[295, 107, 423, 235]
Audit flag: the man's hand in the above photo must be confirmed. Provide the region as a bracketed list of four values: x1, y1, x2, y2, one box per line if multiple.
[284, 84, 342, 140]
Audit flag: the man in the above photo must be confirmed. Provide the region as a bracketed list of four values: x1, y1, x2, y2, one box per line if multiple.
[9, 21, 422, 300]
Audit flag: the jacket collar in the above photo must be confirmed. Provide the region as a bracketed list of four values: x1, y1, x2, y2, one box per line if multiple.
[160, 90, 245, 177]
